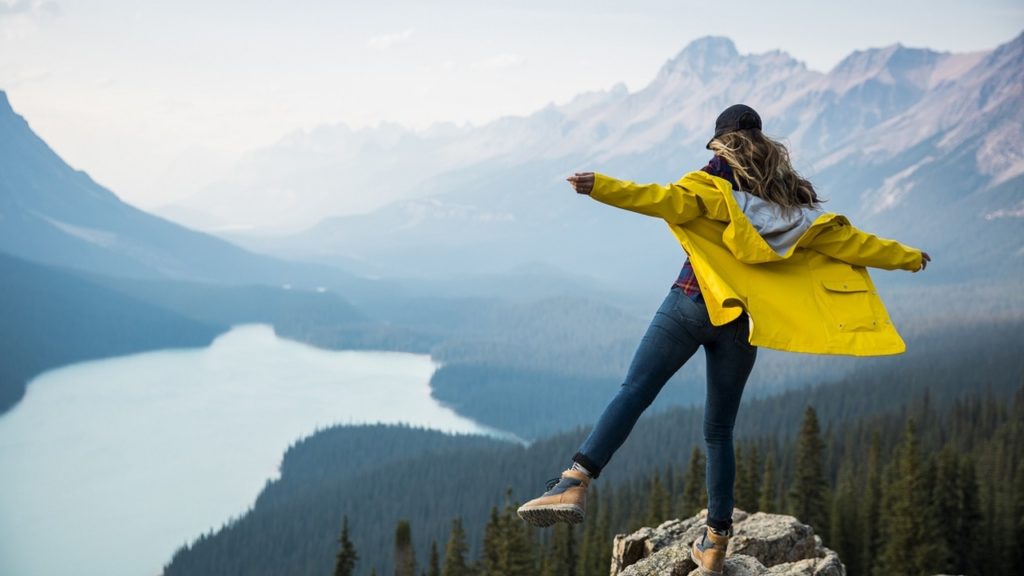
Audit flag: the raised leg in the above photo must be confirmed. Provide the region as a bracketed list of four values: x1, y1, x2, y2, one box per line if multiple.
[573, 287, 703, 478]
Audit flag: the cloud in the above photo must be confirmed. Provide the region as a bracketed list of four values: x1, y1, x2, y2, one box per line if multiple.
[984, 201, 1024, 220]
[474, 53, 524, 70]
[0, 0, 59, 18]
[367, 28, 414, 51]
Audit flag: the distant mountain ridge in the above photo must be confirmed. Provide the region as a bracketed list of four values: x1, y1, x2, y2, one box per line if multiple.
[206, 32, 1023, 290]
[0, 89, 359, 288]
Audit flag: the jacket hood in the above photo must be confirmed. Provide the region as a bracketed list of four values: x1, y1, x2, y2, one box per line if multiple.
[711, 176, 834, 264]
[732, 189, 824, 256]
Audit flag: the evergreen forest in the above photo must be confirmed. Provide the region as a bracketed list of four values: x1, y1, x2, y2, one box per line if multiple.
[164, 315, 1023, 576]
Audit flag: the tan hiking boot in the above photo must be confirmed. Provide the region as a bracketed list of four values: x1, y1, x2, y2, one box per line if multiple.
[691, 525, 731, 575]
[516, 468, 590, 527]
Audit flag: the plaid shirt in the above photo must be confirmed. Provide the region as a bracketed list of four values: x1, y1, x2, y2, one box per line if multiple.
[673, 156, 739, 301]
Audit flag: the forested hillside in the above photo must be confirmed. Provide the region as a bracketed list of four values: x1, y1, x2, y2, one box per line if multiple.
[426, 280, 1024, 440]
[0, 252, 222, 414]
[162, 316, 1023, 575]
[354, 384, 1023, 576]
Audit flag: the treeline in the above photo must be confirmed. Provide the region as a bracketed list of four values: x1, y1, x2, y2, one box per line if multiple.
[432, 313, 1024, 441]
[337, 385, 1024, 576]
[269, 283, 943, 441]
[163, 317, 1022, 576]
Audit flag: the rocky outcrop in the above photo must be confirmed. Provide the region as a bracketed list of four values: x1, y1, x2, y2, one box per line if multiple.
[610, 509, 846, 576]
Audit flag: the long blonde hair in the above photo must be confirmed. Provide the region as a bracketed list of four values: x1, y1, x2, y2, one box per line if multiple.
[708, 130, 823, 209]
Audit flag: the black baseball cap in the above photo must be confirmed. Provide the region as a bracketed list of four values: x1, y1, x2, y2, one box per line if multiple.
[706, 104, 762, 149]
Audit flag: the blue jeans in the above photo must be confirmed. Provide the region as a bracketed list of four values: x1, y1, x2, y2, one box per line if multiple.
[572, 285, 757, 528]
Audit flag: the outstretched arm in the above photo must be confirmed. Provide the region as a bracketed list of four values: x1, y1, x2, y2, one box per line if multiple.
[811, 221, 930, 271]
[567, 171, 703, 224]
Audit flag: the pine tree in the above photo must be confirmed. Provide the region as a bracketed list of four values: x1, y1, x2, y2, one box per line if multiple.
[874, 419, 932, 576]
[680, 447, 707, 517]
[975, 469, 1000, 576]
[735, 442, 761, 512]
[645, 471, 669, 526]
[539, 540, 553, 576]
[916, 455, 947, 575]
[442, 517, 470, 576]
[829, 462, 860, 576]
[664, 463, 677, 516]
[333, 515, 358, 576]
[1014, 459, 1024, 570]
[931, 447, 961, 573]
[579, 483, 611, 576]
[427, 540, 441, 576]
[481, 491, 537, 576]
[734, 443, 749, 512]
[748, 444, 763, 512]
[576, 483, 597, 576]
[860, 431, 882, 576]
[394, 520, 417, 576]
[480, 507, 501, 575]
[759, 451, 778, 513]
[789, 406, 829, 534]
[500, 491, 537, 576]
[957, 457, 984, 575]
[546, 523, 576, 576]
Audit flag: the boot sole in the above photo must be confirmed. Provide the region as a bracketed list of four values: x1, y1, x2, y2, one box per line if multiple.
[516, 503, 584, 527]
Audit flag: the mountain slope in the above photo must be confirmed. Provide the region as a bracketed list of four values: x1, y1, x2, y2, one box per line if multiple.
[0, 90, 357, 288]
[212, 34, 1024, 290]
[0, 251, 223, 413]
[810, 32, 1024, 278]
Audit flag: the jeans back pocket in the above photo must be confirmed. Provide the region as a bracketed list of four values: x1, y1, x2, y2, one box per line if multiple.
[672, 289, 709, 328]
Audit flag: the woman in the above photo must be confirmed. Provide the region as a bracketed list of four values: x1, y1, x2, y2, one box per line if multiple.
[516, 104, 930, 575]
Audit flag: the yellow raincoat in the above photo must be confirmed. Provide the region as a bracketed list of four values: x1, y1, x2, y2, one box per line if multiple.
[590, 170, 924, 356]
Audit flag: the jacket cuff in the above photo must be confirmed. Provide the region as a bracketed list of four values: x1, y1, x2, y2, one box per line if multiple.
[587, 172, 612, 198]
[909, 249, 924, 271]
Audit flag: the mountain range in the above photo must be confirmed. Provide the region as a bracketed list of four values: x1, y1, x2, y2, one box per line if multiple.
[162, 33, 1024, 292]
[0, 89, 363, 289]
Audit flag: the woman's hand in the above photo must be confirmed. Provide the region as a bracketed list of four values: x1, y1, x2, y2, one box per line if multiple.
[914, 251, 931, 272]
[567, 172, 595, 195]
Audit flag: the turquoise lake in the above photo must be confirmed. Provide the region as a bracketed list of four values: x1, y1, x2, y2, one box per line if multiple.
[0, 324, 514, 576]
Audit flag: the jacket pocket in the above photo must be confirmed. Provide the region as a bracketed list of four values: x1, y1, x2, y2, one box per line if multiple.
[819, 278, 879, 332]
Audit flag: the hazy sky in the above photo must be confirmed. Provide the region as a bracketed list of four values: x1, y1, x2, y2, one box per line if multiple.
[2, 0, 1021, 208]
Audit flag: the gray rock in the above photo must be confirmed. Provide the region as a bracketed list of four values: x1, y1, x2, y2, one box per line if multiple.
[729, 512, 817, 566]
[610, 510, 846, 576]
[619, 543, 695, 576]
[613, 516, 705, 576]
[763, 547, 844, 576]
